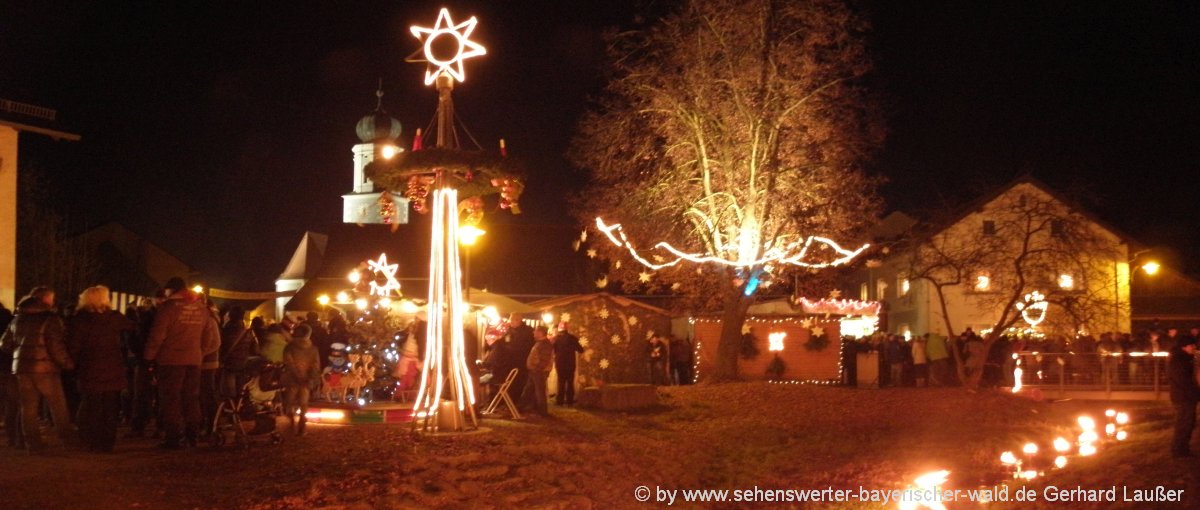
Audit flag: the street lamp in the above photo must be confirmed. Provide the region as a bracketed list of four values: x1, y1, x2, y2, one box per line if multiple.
[458, 225, 485, 303]
[1140, 261, 1160, 275]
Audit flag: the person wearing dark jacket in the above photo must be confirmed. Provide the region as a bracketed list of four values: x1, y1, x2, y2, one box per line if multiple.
[0, 300, 21, 448]
[522, 326, 553, 416]
[552, 323, 584, 406]
[1168, 335, 1200, 458]
[219, 306, 257, 397]
[282, 324, 321, 436]
[0, 287, 74, 453]
[67, 286, 135, 452]
[501, 313, 534, 408]
[125, 296, 158, 437]
[144, 278, 221, 449]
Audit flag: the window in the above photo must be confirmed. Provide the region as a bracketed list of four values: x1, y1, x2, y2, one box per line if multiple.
[974, 273, 991, 291]
[876, 279, 889, 300]
[1057, 273, 1075, 290]
[860, 283, 868, 301]
[983, 220, 996, 236]
[898, 276, 911, 296]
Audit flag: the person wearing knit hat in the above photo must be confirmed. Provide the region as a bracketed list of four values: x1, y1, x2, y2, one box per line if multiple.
[1168, 333, 1199, 458]
[282, 323, 320, 436]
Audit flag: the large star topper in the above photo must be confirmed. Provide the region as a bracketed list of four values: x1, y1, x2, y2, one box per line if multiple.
[409, 8, 487, 86]
[367, 253, 402, 298]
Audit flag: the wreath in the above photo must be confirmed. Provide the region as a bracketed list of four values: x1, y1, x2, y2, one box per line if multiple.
[804, 332, 830, 352]
[364, 148, 526, 216]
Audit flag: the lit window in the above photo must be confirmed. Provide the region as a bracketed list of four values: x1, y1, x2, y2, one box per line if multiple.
[975, 274, 991, 291]
[859, 283, 868, 301]
[899, 277, 911, 296]
[1057, 274, 1074, 290]
[876, 279, 888, 300]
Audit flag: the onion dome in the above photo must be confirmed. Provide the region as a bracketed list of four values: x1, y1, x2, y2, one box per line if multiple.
[355, 86, 402, 143]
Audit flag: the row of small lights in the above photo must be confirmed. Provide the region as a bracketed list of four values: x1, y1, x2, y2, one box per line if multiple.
[899, 410, 1131, 509]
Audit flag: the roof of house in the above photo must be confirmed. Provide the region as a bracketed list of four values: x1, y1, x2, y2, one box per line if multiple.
[528, 292, 672, 316]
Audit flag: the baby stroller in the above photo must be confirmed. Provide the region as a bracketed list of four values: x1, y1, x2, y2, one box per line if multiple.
[210, 357, 287, 448]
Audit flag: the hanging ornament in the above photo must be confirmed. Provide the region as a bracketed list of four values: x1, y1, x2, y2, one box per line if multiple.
[598, 308, 610, 319]
[405, 175, 435, 214]
[377, 192, 398, 230]
[457, 196, 484, 226]
[610, 334, 622, 345]
[587, 249, 598, 259]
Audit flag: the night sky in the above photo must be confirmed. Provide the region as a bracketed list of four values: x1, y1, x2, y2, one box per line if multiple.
[3, 1, 1198, 294]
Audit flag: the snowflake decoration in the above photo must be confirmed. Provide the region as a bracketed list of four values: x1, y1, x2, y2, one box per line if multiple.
[587, 249, 598, 259]
[628, 316, 638, 326]
[653, 254, 665, 263]
[741, 324, 752, 335]
[800, 318, 814, 329]
[638, 271, 652, 283]
[560, 312, 571, 323]
[580, 229, 588, 242]
[598, 308, 610, 319]
[599, 358, 610, 370]
[829, 289, 842, 299]
[670, 282, 681, 291]
[579, 336, 589, 348]
[645, 330, 655, 339]
[696, 267, 703, 275]
[614, 260, 622, 269]
[595, 276, 608, 288]
[811, 326, 824, 336]
[610, 334, 621, 345]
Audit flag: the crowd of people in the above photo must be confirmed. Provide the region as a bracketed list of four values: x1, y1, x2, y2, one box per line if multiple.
[0, 277, 349, 455]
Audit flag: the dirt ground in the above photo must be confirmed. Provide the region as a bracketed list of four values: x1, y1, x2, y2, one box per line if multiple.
[1, 384, 1195, 509]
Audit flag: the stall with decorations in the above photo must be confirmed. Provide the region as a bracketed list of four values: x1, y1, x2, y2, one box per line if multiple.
[689, 296, 880, 384]
[530, 293, 673, 387]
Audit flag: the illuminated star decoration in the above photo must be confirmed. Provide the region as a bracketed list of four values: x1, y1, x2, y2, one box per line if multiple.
[828, 289, 842, 299]
[595, 275, 608, 288]
[595, 217, 869, 270]
[367, 253, 402, 297]
[410, 8, 487, 86]
[610, 334, 622, 345]
[638, 271, 652, 283]
[587, 249, 598, 259]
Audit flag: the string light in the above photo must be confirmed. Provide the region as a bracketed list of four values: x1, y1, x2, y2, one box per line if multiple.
[594, 217, 869, 270]
[1016, 290, 1048, 327]
[793, 297, 881, 316]
[366, 253, 402, 298]
[412, 187, 477, 431]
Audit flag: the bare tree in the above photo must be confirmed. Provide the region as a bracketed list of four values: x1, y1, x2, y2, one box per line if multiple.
[571, 0, 883, 381]
[902, 183, 1123, 388]
[17, 165, 97, 303]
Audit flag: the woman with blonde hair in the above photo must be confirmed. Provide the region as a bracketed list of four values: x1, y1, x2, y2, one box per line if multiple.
[67, 285, 135, 452]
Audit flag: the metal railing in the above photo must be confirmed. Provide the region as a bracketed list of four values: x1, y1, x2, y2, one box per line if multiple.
[1012, 351, 1170, 399]
[0, 98, 57, 121]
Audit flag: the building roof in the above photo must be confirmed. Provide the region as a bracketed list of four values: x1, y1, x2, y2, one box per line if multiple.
[529, 292, 672, 316]
[0, 98, 80, 141]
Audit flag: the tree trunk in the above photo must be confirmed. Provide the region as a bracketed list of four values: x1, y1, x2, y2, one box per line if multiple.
[710, 289, 754, 383]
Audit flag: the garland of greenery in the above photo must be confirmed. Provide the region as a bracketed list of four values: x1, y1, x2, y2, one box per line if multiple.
[804, 332, 830, 352]
[364, 148, 524, 195]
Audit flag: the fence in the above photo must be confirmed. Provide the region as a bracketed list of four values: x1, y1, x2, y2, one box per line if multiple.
[1012, 351, 1171, 399]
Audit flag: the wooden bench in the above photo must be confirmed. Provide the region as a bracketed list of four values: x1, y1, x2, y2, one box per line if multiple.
[576, 384, 659, 411]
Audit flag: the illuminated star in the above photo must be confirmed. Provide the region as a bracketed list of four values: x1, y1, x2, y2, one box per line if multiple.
[587, 249, 598, 259]
[614, 260, 622, 269]
[595, 276, 608, 288]
[829, 289, 842, 299]
[367, 253, 402, 297]
[599, 358, 610, 369]
[628, 316, 638, 326]
[579, 336, 589, 348]
[638, 271, 652, 283]
[610, 334, 622, 344]
[410, 8, 487, 86]
[811, 326, 824, 337]
[670, 282, 681, 291]
[598, 308, 610, 319]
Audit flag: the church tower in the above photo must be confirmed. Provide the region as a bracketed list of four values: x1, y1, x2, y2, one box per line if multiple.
[342, 86, 409, 225]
